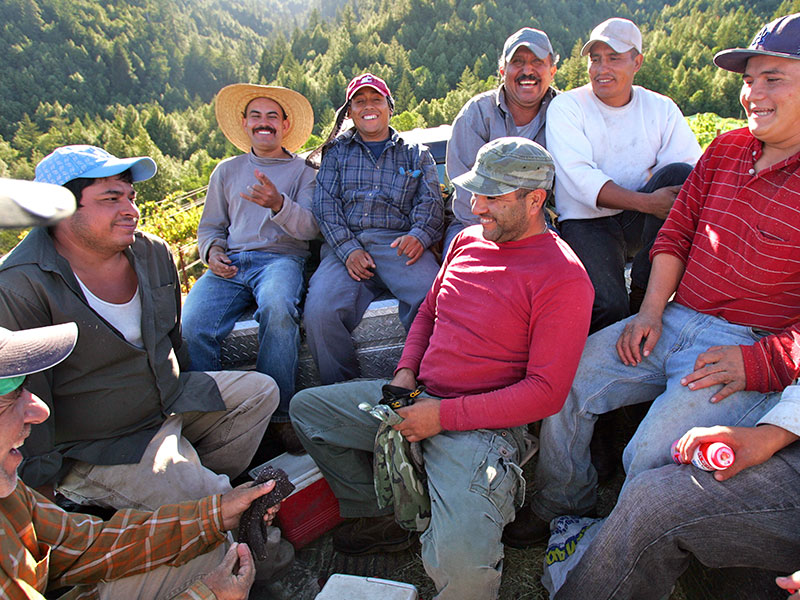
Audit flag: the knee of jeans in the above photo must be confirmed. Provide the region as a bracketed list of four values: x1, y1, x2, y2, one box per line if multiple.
[255, 295, 300, 328]
[423, 524, 503, 590]
[288, 389, 315, 427]
[622, 436, 669, 479]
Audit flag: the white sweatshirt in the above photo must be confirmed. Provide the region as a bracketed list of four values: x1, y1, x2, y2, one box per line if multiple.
[546, 84, 701, 221]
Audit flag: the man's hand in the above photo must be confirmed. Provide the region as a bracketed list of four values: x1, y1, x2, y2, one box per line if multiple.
[616, 309, 664, 365]
[208, 247, 238, 279]
[394, 397, 442, 442]
[220, 480, 280, 531]
[645, 185, 682, 219]
[390, 368, 418, 390]
[680, 345, 745, 403]
[200, 542, 255, 600]
[240, 170, 284, 212]
[345, 249, 376, 281]
[390, 234, 424, 265]
[673, 424, 798, 481]
[776, 571, 800, 597]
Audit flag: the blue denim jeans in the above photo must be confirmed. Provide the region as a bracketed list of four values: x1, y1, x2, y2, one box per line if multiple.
[554, 444, 800, 600]
[303, 229, 441, 384]
[559, 163, 694, 333]
[181, 251, 305, 419]
[532, 302, 781, 521]
[290, 379, 526, 599]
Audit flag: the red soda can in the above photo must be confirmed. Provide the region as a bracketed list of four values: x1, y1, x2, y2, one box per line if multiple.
[671, 440, 735, 471]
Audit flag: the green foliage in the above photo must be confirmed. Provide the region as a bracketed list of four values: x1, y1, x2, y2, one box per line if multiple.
[686, 112, 746, 148]
[0, 0, 784, 210]
[138, 194, 203, 252]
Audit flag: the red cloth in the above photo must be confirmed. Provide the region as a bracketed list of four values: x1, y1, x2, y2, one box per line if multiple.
[397, 226, 593, 431]
[652, 127, 800, 392]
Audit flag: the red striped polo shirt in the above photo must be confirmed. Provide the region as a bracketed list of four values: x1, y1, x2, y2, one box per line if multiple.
[652, 127, 800, 392]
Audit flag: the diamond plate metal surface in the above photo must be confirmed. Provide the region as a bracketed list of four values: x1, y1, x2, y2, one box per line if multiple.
[219, 298, 405, 389]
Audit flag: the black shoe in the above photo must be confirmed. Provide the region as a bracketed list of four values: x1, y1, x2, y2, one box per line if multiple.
[332, 514, 415, 555]
[501, 504, 551, 549]
[270, 422, 306, 455]
[591, 412, 620, 484]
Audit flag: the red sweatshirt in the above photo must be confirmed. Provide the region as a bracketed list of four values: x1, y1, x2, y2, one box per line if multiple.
[652, 127, 800, 392]
[396, 226, 593, 431]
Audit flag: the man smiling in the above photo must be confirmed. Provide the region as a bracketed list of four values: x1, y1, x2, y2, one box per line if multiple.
[546, 18, 701, 332]
[0, 146, 278, 525]
[446, 27, 559, 249]
[0, 321, 282, 599]
[304, 73, 443, 384]
[292, 137, 592, 600]
[506, 13, 800, 551]
[182, 84, 318, 453]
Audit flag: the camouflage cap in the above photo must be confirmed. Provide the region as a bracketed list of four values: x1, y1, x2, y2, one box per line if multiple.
[451, 136, 554, 196]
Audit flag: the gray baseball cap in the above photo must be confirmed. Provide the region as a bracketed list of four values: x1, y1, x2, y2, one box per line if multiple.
[0, 178, 76, 228]
[451, 137, 554, 196]
[503, 27, 559, 64]
[581, 18, 643, 56]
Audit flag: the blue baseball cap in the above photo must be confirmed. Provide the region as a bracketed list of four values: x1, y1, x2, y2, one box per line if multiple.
[35, 145, 157, 186]
[714, 13, 800, 73]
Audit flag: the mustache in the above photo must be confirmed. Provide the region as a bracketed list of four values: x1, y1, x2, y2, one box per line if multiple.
[516, 75, 541, 84]
[254, 125, 277, 135]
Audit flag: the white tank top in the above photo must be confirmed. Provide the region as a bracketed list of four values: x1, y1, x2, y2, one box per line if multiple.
[75, 273, 144, 348]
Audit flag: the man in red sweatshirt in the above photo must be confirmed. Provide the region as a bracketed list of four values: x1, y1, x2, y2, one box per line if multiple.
[291, 137, 593, 600]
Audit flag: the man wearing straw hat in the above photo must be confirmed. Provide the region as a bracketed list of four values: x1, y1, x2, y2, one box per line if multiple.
[182, 84, 318, 453]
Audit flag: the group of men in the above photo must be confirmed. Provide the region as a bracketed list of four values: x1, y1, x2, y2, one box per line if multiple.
[1, 9, 799, 600]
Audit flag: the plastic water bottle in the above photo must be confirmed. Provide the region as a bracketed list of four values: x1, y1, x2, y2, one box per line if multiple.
[671, 440, 735, 471]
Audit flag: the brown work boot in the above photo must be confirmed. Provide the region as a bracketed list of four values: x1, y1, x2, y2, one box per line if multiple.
[332, 514, 415, 555]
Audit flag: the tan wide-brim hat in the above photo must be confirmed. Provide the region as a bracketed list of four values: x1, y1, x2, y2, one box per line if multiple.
[215, 84, 314, 153]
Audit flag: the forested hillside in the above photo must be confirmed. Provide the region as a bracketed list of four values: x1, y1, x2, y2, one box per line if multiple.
[1, 0, 797, 204]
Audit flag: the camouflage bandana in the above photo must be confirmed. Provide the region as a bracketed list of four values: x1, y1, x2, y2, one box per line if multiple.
[358, 399, 431, 532]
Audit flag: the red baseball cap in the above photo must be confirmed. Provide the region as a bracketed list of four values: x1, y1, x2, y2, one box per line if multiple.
[345, 73, 393, 102]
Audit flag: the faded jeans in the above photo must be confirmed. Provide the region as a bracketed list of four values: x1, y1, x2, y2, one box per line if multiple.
[532, 302, 781, 521]
[290, 380, 525, 599]
[554, 443, 800, 600]
[304, 230, 440, 384]
[182, 251, 305, 420]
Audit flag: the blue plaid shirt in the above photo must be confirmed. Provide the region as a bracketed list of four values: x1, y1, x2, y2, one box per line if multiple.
[313, 128, 444, 263]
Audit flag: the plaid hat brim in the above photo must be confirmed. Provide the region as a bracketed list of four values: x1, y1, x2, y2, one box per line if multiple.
[0, 323, 78, 379]
[0, 178, 76, 228]
[451, 170, 518, 197]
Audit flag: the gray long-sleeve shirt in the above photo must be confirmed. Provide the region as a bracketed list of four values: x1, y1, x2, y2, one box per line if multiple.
[197, 151, 318, 263]
[446, 86, 558, 225]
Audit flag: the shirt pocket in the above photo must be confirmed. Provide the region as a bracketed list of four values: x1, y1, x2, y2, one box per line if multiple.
[152, 283, 178, 337]
[468, 434, 525, 525]
[732, 227, 800, 296]
[390, 169, 422, 216]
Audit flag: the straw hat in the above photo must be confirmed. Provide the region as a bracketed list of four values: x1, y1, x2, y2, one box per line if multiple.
[215, 84, 314, 153]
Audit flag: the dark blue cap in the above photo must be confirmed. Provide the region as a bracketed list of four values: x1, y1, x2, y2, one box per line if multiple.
[714, 13, 800, 73]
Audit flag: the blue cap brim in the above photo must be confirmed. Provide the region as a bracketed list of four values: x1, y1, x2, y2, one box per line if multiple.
[81, 156, 157, 183]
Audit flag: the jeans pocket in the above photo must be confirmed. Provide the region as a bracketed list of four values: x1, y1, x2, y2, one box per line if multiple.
[468, 435, 525, 524]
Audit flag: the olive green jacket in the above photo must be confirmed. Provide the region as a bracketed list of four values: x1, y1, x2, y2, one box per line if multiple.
[0, 227, 223, 488]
